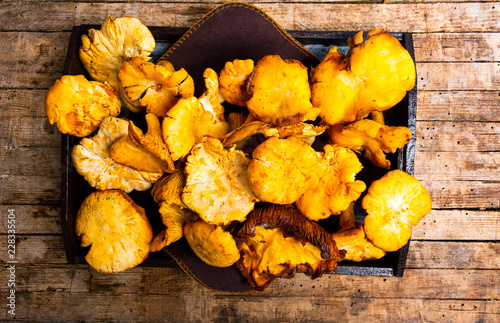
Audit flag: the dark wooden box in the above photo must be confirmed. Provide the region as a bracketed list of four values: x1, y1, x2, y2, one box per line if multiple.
[60, 25, 416, 278]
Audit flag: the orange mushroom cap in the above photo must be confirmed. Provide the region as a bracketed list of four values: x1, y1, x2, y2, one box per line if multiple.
[361, 170, 432, 252]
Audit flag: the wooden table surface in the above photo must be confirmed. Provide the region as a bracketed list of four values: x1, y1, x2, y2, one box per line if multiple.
[0, 0, 498, 322]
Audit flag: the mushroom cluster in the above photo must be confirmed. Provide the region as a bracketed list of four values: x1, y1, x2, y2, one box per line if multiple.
[45, 16, 431, 290]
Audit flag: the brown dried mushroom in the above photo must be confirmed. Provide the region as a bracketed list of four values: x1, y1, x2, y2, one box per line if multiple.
[236, 204, 345, 290]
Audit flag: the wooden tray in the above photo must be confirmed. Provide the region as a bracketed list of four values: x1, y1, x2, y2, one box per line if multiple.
[59, 11, 416, 290]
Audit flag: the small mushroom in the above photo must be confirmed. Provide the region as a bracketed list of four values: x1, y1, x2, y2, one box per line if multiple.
[235, 204, 345, 290]
[295, 144, 366, 221]
[71, 117, 163, 192]
[331, 222, 386, 262]
[219, 58, 254, 106]
[45, 75, 121, 137]
[361, 170, 432, 252]
[128, 113, 176, 172]
[182, 137, 259, 226]
[247, 136, 328, 205]
[329, 118, 412, 169]
[118, 57, 194, 115]
[246, 55, 320, 126]
[79, 16, 155, 89]
[162, 69, 230, 162]
[149, 171, 197, 252]
[184, 219, 240, 267]
[76, 190, 153, 273]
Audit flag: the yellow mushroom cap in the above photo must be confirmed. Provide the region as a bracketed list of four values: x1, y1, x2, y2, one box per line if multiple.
[45, 75, 121, 137]
[184, 219, 240, 268]
[79, 16, 155, 89]
[331, 222, 386, 262]
[76, 190, 153, 273]
[311, 29, 416, 126]
[247, 55, 320, 126]
[361, 170, 432, 252]
[219, 59, 254, 106]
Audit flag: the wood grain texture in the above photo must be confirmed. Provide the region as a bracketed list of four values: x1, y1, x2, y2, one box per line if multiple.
[0, 121, 60, 148]
[415, 151, 499, 181]
[0, 89, 51, 118]
[413, 32, 500, 62]
[0, 265, 498, 299]
[406, 241, 500, 269]
[0, 235, 67, 264]
[416, 91, 500, 122]
[0, 291, 497, 323]
[417, 62, 500, 91]
[0, 238, 500, 270]
[0, 1, 499, 321]
[0, 31, 69, 88]
[0, 205, 61, 234]
[0, 2, 498, 32]
[416, 179, 499, 209]
[412, 210, 500, 240]
[0, 175, 60, 205]
[416, 121, 499, 152]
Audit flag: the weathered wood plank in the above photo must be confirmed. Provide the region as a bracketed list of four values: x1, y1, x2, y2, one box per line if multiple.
[0, 205, 61, 234]
[0, 146, 61, 177]
[0, 2, 498, 33]
[412, 209, 500, 241]
[387, 0, 497, 3]
[416, 179, 500, 209]
[406, 241, 500, 269]
[1, 291, 497, 323]
[0, 235, 67, 265]
[0, 117, 60, 148]
[416, 121, 499, 152]
[0, 31, 69, 88]
[0, 175, 60, 205]
[0, 89, 49, 118]
[417, 62, 500, 91]
[413, 32, 500, 62]
[416, 90, 500, 122]
[87, 267, 500, 299]
[414, 151, 499, 181]
[1, 0, 379, 3]
[1, 265, 498, 301]
[0, 265, 90, 293]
